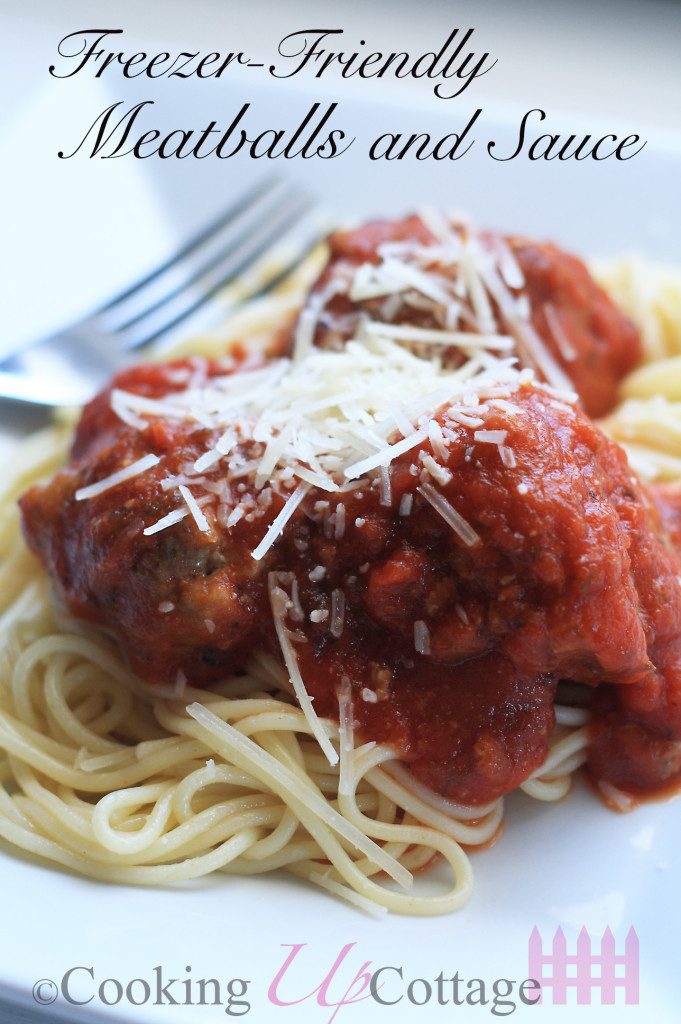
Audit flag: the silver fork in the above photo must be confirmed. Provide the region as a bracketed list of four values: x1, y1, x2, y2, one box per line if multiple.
[0, 178, 326, 407]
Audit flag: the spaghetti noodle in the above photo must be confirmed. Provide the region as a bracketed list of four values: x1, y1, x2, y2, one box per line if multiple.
[1, 215, 680, 915]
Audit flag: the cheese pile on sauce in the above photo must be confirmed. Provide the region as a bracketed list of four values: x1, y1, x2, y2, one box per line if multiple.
[22, 213, 681, 807]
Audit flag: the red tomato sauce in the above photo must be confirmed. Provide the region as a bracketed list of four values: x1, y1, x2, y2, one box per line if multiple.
[20, 359, 681, 808]
[309, 217, 641, 419]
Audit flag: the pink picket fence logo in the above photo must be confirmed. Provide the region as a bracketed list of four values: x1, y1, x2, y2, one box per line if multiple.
[528, 926, 639, 1005]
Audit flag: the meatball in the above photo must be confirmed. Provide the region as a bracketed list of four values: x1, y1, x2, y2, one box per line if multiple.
[20, 360, 681, 804]
[307, 216, 641, 417]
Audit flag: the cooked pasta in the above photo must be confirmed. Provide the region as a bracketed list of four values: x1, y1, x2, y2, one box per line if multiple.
[1, 218, 680, 915]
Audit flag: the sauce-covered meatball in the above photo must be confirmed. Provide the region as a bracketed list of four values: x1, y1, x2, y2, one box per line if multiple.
[308, 216, 641, 417]
[20, 358, 681, 806]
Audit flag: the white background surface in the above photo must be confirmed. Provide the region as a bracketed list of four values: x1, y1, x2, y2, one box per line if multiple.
[1, 2, 680, 1022]
[1, 0, 679, 354]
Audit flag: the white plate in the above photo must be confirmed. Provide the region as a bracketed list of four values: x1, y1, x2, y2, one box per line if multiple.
[1, 6, 680, 1023]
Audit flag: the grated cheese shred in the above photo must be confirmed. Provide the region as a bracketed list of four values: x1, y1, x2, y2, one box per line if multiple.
[104, 327, 531, 553]
[330, 589, 346, 638]
[251, 482, 310, 561]
[417, 483, 480, 547]
[269, 574, 339, 766]
[75, 212, 585, 696]
[414, 620, 431, 655]
[75, 453, 161, 501]
[178, 485, 210, 533]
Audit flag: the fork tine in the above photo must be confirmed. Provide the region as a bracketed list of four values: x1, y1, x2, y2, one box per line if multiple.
[115, 191, 319, 349]
[113, 186, 307, 335]
[0, 181, 330, 408]
[234, 229, 329, 307]
[141, 224, 328, 350]
[98, 174, 283, 316]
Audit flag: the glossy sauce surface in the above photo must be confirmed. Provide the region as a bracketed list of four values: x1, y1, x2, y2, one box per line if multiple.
[20, 360, 681, 806]
[311, 217, 641, 418]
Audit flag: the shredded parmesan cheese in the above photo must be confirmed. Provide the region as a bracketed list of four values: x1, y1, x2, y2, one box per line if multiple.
[75, 454, 161, 501]
[414, 620, 431, 655]
[178, 485, 210, 533]
[99, 327, 533, 555]
[78, 212, 583, 599]
[330, 589, 346, 638]
[421, 454, 453, 487]
[143, 494, 212, 537]
[474, 430, 508, 445]
[268, 574, 339, 766]
[251, 482, 310, 561]
[417, 482, 480, 547]
[399, 493, 413, 516]
[499, 445, 517, 468]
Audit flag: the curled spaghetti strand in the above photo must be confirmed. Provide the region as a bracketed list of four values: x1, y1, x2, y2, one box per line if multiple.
[2, 255, 678, 914]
